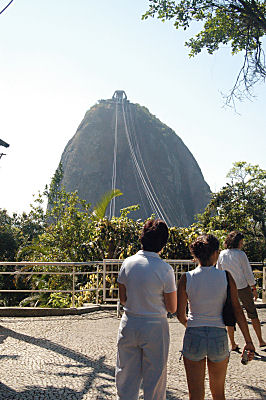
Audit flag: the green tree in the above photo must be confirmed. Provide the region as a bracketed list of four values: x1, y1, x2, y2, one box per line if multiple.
[16, 189, 125, 307]
[44, 162, 64, 224]
[0, 209, 17, 261]
[143, 1, 266, 106]
[0, 209, 20, 305]
[198, 161, 266, 260]
[46, 162, 64, 209]
[0, 203, 48, 306]
[19, 188, 122, 262]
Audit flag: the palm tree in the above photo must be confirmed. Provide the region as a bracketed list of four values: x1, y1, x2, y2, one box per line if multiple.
[91, 189, 122, 221]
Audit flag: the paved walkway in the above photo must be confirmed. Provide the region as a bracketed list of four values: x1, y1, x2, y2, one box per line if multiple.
[0, 309, 265, 399]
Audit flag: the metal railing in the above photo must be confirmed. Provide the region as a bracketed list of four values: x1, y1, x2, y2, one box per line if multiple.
[0, 262, 103, 308]
[0, 261, 265, 307]
[102, 259, 198, 302]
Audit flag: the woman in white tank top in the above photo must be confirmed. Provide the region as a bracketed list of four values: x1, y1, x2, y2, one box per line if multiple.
[177, 234, 255, 400]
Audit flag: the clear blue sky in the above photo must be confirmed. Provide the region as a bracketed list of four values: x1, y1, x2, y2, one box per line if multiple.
[0, 0, 265, 214]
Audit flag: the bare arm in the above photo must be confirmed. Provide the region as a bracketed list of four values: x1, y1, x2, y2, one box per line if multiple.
[251, 285, 258, 300]
[176, 274, 188, 327]
[164, 291, 177, 314]
[118, 283, 127, 305]
[228, 272, 255, 358]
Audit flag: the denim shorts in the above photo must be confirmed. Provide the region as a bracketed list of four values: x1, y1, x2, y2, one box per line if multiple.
[182, 326, 229, 362]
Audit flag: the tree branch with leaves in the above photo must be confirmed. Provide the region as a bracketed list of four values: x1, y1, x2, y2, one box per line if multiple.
[0, 0, 14, 16]
[143, 1, 266, 106]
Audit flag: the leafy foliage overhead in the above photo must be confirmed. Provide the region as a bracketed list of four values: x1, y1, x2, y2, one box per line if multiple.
[143, 1, 266, 106]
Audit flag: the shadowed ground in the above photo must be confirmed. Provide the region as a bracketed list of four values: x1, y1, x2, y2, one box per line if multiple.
[0, 309, 265, 399]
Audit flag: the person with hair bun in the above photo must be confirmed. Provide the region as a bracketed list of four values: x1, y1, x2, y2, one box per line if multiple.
[217, 231, 266, 351]
[116, 219, 177, 400]
[177, 234, 255, 400]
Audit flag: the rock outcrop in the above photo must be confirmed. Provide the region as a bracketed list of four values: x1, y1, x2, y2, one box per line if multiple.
[59, 96, 210, 226]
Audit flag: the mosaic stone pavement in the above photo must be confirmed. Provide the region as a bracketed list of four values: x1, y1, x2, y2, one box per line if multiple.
[0, 309, 265, 399]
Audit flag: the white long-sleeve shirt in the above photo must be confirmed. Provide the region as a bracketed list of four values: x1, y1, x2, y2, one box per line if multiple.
[217, 249, 256, 290]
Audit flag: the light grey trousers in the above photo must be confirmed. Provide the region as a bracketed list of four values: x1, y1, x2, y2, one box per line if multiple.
[115, 312, 169, 400]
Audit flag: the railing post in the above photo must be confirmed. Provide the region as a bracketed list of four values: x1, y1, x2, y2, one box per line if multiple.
[96, 264, 99, 305]
[103, 260, 106, 302]
[72, 265, 75, 308]
[263, 265, 266, 304]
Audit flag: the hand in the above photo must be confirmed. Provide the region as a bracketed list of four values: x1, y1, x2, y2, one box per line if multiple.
[242, 342, 255, 361]
[252, 287, 258, 300]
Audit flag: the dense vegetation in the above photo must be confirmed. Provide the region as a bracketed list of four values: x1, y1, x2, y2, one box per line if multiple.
[0, 161, 265, 307]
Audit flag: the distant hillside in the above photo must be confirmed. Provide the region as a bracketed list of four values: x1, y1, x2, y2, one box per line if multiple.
[59, 96, 210, 226]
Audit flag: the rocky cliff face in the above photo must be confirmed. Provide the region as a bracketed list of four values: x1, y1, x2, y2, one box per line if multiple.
[59, 97, 210, 226]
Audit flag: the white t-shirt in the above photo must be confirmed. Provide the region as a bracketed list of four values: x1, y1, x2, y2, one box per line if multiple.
[217, 249, 256, 290]
[118, 250, 176, 317]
